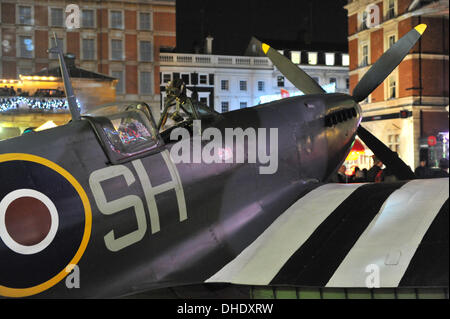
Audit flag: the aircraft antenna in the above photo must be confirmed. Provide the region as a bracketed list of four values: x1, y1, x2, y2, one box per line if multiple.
[48, 33, 81, 121]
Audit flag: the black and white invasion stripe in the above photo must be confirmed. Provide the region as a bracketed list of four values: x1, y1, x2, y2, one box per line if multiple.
[206, 178, 449, 288]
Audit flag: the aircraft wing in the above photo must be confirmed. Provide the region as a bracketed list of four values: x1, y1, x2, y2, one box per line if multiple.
[206, 178, 449, 289]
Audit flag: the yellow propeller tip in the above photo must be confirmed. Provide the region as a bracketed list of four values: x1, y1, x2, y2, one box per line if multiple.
[262, 43, 270, 54]
[414, 24, 427, 35]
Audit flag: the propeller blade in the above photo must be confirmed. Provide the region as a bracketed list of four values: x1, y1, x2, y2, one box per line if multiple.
[357, 126, 416, 180]
[261, 42, 325, 95]
[352, 24, 427, 102]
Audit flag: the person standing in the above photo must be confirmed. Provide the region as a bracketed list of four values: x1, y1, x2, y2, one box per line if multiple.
[367, 157, 384, 182]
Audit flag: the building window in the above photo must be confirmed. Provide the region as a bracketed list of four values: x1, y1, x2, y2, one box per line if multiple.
[199, 74, 208, 85]
[277, 76, 285, 87]
[308, 52, 318, 65]
[181, 74, 190, 85]
[82, 39, 95, 60]
[162, 73, 171, 84]
[388, 35, 396, 49]
[387, 0, 396, 19]
[240, 102, 247, 109]
[111, 39, 123, 60]
[110, 11, 123, 29]
[291, 51, 301, 64]
[139, 12, 151, 30]
[140, 71, 152, 95]
[346, 78, 350, 89]
[19, 36, 33, 58]
[362, 44, 369, 66]
[388, 134, 400, 152]
[82, 9, 95, 28]
[388, 75, 397, 99]
[221, 80, 229, 91]
[257, 81, 265, 92]
[361, 10, 368, 30]
[221, 101, 229, 113]
[240, 80, 247, 91]
[342, 54, 349, 66]
[140, 41, 152, 62]
[18, 6, 32, 25]
[50, 8, 64, 27]
[325, 53, 335, 66]
[329, 77, 337, 84]
[112, 71, 124, 94]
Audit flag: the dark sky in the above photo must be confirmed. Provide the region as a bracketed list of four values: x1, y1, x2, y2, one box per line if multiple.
[176, 0, 349, 55]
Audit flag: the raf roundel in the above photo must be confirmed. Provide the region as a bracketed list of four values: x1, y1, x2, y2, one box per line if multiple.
[0, 153, 91, 298]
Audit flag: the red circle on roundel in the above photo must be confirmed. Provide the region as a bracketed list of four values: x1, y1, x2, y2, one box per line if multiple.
[428, 136, 437, 147]
[4, 197, 52, 246]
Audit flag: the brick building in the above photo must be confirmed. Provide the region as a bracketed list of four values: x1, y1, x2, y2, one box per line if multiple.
[345, 0, 449, 169]
[0, 0, 176, 113]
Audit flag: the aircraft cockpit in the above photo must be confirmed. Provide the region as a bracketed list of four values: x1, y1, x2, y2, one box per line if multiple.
[83, 80, 220, 165]
[158, 78, 219, 142]
[84, 101, 163, 164]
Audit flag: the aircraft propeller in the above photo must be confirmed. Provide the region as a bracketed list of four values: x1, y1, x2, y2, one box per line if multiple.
[259, 25, 428, 180]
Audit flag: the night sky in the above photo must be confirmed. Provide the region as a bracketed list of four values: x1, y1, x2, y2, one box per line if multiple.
[175, 0, 349, 55]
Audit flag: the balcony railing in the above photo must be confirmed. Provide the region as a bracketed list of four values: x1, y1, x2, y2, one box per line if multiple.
[160, 53, 272, 69]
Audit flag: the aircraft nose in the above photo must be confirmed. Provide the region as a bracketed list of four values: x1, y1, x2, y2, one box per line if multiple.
[323, 96, 362, 180]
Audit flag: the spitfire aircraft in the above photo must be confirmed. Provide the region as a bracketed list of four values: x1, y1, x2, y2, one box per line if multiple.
[0, 25, 448, 298]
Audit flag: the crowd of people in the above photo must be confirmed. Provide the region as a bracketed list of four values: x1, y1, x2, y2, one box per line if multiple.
[332, 156, 449, 183]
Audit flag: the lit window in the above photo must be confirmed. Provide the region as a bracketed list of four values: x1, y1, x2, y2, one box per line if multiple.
[325, 53, 335, 66]
[342, 54, 350, 66]
[388, 134, 400, 153]
[19, 36, 33, 58]
[308, 52, 318, 65]
[50, 8, 64, 27]
[291, 51, 301, 64]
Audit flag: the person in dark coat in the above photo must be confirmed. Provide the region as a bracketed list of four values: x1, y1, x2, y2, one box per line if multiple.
[432, 158, 449, 178]
[367, 157, 384, 182]
[415, 160, 432, 179]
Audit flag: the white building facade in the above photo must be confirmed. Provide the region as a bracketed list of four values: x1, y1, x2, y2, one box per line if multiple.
[159, 51, 350, 114]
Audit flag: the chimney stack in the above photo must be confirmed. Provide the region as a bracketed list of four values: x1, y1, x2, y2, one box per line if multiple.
[205, 35, 214, 54]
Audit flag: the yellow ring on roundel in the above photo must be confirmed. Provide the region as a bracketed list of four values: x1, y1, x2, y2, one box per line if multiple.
[0, 153, 92, 298]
